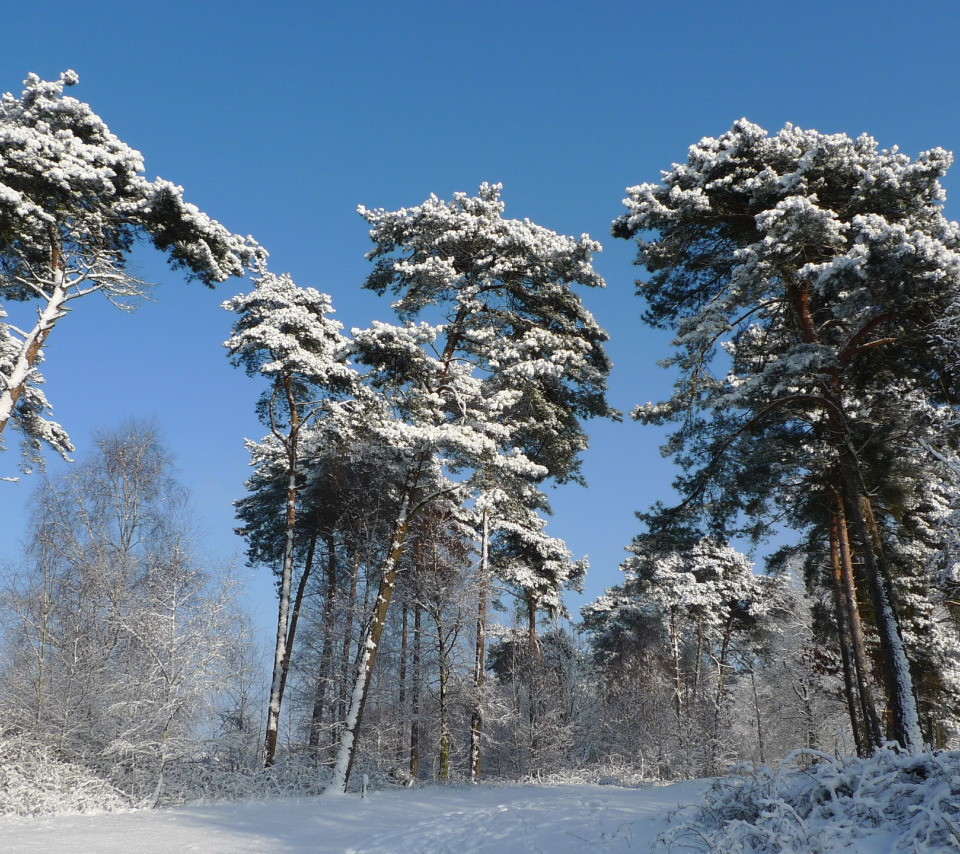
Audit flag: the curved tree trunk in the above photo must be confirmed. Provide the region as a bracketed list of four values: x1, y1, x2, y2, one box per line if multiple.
[0, 263, 69, 438]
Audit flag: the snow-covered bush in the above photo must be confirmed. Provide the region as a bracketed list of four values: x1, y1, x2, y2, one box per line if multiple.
[0, 737, 336, 814]
[156, 752, 332, 805]
[660, 746, 960, 852]
[0, 736, 132, 815]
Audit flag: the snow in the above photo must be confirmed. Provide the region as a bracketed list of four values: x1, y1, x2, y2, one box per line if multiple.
[0, 781, 708, 853]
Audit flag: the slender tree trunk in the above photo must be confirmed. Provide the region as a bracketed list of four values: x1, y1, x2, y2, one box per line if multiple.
[694, 615, 704, 698]
[830, 519, 867, 757]
[410, 600, 422, 780]
[334, 550, 360, 747]
[748, 665, 765, 765]
[327, 499, 412, 792]
[437, 622, 450, 782]
[264, 407, 300, 767]
[526, 592, 544, 768]
[835, 489, 886, 749]
[397, 599, 408, 766]
[277, 529, 317, 715]
[710, 615, 735, 775]
[469, 508, 489, 782]
[309, 532, 339, 750]
[793, 680, 818, 750]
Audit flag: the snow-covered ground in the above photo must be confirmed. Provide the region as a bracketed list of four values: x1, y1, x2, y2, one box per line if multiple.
[4, 748, 959, 853]
[0, 781, 708, 853]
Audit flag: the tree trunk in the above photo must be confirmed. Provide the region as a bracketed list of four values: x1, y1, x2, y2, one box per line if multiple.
[670, 609, 684, 726]
[469, 508, 489, 782]
[333, 550, 360, 750]
[309, 532, 338, 750]
[830, 515, 867, 757]
[830, 499, 882, 754]
[277, 529, 317, 716]
[710, 614, 735, 775]
[410, 600, 422, 780]
[437, 622, 450, 782]
[0, 262, 68, 439]
[526, 592, 544, 769]
[748, 665, 765, 765]
[790, 277, 922, 752]
[264, 420, 300, 767]
[327, 500, 411, 792]
[838, 461, 923, 751]
[396, 599, 408, 766]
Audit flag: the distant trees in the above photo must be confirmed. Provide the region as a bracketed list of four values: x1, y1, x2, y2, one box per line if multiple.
[583, 539, 789, 777]
[612, 120, 960, 752]
[0, 71, 262, 474]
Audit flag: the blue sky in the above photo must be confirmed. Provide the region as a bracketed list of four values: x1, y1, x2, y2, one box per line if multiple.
[2, 0, 960, 637]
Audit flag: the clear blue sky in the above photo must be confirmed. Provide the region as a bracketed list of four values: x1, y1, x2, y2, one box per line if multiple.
[2, 0, 960, 637]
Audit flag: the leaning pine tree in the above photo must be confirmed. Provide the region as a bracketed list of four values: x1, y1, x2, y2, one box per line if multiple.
[0, 71, 263, 474]
[612, 120, 960, 752]
[326, 183, 614, 792]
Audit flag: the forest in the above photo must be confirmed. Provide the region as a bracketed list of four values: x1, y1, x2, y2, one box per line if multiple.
[1, 71, 960, 849]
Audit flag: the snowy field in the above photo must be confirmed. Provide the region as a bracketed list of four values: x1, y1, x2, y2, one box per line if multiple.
[0, 781, 709, 854]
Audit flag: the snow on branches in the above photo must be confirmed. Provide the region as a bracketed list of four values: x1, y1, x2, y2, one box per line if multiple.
[0, 70, 264, 472]
[613, 119, 960, 752]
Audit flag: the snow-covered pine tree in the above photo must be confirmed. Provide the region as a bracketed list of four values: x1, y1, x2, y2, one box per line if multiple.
[224, 271, 355, 766]
[0, 71, 263, 474]
[612, 120, 960, 752]
[327, 184, 614, 792]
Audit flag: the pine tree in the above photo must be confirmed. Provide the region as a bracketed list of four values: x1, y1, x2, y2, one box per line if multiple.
[612, 120, 960, 751]
[0, 72, 263, 473]
[224, 270, 354, 766]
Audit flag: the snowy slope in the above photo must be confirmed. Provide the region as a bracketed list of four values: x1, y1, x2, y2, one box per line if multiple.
[0, 781, 709, 854]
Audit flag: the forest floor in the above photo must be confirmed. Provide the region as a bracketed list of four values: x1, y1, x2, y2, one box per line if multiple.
[0, 780, 711, 853]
